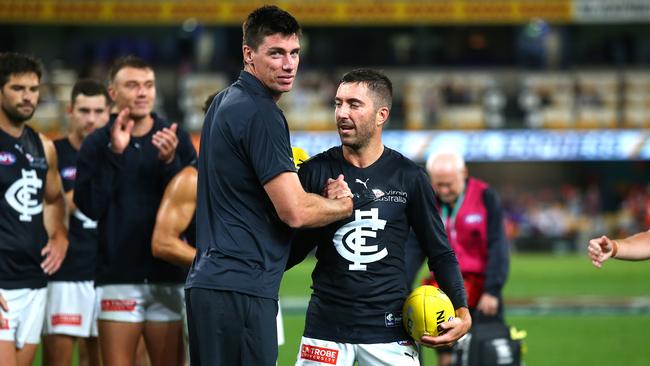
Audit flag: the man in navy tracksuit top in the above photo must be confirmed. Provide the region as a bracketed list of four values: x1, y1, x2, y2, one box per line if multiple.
[44, 79, 110, 366]
[286, 69, 471, 366]
[185, 6, 353, 366]
[74, 56, 196, 366]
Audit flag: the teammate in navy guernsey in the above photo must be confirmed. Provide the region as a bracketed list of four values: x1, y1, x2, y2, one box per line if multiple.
[74, 56, 196, 366]
[286, 69, 472, 366]
[0, 52, 69, 366]
[185, 5, 353, 366]
[43, 79, 110, 366]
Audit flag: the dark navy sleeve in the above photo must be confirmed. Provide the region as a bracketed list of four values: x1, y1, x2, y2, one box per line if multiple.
[407, 168, 467, 309]
[60, 176, 74, 192]
[73, 129, 124, 221]
[483, 187, 510, 297]
[246, 111, 296, 186]
[53, 141, 74, 192]
[285, 161, 320, 270]
[286, 229, 318, 270]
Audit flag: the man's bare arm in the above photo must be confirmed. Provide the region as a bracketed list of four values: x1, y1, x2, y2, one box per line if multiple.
[40, 134, 69, 275]
[152, 166, 198, 267]
[589, 230, 650, 267]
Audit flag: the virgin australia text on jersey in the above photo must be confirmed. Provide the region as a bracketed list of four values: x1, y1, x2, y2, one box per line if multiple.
[375, 190, 407, 204]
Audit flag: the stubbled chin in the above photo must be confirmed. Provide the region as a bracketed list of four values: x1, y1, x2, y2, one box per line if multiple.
[339, 129, 354, 137]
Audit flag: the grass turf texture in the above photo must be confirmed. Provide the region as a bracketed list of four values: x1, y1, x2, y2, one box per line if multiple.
[276, 254, 650, 365]
[31, 254, 650, 365]
[277, 313, 650, 366]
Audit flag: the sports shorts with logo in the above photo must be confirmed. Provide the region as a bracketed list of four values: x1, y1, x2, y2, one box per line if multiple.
[99, 283, 184, 322]
[0, 288, 47, 349]
[295, 336, 419, 366]
[43, 281, 100, 337]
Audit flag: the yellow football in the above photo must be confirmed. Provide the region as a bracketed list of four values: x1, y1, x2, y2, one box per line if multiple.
[291, 146, 310, 170]
[403, 285, 456, 342]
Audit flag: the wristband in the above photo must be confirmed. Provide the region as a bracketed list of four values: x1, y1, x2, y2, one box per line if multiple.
[611, 240, 619, 258]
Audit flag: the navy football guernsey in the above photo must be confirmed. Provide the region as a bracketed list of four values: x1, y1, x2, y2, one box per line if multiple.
[0, 125, 48, 289]
[74, 114, 197, 285]
[51, 137, 97, 281]
[288, 146, 466, 344]
[186, 71, 296, 300]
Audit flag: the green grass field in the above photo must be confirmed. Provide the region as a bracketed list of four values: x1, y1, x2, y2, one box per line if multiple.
[31, 254, 650, 365]
[277, 253, 650, 366]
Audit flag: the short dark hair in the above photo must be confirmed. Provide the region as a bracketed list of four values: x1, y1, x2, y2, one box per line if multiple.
[339, 68, 393, 110]
[108, 55, 152, 83]
[70, 79, 111, 106]
[242, 5, 301, 51]
[0, 52, 43, 88]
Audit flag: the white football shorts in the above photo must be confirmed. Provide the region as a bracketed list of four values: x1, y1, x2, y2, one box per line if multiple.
[295, 336, 419, 366]
[0, 288, 47, 349]
[43, 281, 100, 337]
[98, 283, 184, 323]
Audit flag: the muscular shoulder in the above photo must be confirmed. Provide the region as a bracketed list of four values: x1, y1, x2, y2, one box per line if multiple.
[166, 165, 198, 204]
[173, 165, 198, 188]
[37, 132, 53, 146]
[38, 133, 56, 163]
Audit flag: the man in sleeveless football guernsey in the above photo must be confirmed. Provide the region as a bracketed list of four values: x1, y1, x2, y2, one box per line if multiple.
[152, 162, 197, 363]
[185, 6, 353, 366]
[425, 151, 510, 366]
[286, 69, 471, 366]
[43, 79, 110, 366]
[74, 56, 196, 366]
[0, 52, 69, 366]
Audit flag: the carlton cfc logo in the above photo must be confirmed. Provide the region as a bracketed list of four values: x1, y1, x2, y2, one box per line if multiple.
[333, 208, 388, 271]
[5, 169, 43, 222]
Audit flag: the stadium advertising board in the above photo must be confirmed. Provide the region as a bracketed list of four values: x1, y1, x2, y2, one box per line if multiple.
[0, 0, 571, 25]
[291, 130, 650, 162]
[573, 0, 650, 23]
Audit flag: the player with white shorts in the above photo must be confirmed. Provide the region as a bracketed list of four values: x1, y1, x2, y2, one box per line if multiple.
[287, 69, 471, 366]
[43, 79, 111, 366]
[0, 288, 48, 349]
[296, 337, 419, 366]
[44, 282, 100, 337]
[99, 284, 184, 323]
[1, 52, 69, 366]
[74, 56, 197, 365]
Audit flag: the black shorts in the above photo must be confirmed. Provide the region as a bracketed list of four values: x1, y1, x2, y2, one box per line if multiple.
[186, 288, 279, 366]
